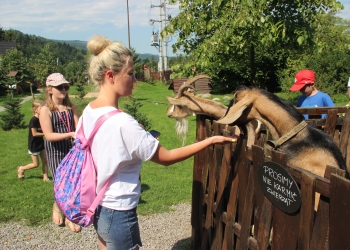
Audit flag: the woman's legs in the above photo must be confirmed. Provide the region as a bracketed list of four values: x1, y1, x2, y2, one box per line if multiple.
[97, 234, 107, 250]
[39, 150, 49, 181]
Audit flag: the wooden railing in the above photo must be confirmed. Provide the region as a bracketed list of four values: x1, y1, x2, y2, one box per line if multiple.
[191, 107, 350, 250]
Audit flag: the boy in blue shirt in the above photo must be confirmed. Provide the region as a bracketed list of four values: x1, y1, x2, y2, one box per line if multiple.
[290, 69, 335, 119]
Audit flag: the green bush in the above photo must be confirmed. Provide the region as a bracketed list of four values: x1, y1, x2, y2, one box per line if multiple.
[0, 98, 26, 130]
[123, 96, 152, 131]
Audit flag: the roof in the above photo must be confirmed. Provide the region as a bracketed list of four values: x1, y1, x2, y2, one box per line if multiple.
[172, 77, 212, 94]
[0, 41, 17, 55]
[7, 71, 18, 77]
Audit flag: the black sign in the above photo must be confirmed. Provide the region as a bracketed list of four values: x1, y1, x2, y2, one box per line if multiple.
[258, 161, 301, 214]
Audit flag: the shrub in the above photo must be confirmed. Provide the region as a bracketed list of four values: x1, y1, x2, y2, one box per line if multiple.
[75, 81, 86, 100]
[122, 96, 152, 131]
[0, 98, 26, 130]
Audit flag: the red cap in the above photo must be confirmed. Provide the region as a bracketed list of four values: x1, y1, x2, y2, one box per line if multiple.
[290, 70, 315, 91]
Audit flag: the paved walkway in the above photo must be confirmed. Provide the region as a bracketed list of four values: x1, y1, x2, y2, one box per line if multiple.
[0, 94, 39, 112]
[0, 92, 98, 112]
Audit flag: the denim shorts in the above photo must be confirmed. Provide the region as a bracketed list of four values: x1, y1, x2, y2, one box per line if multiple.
[93, 205, 142, 250]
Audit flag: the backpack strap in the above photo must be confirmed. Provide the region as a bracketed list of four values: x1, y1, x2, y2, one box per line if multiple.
[79, 109, 122, 220]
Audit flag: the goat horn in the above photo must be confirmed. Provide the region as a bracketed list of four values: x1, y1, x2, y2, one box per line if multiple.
[175, 74, 211, 99]
[184, 74, 211, 85]
[175, 84, 196, 99]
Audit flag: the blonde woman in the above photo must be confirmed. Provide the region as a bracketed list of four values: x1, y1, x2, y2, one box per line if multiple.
[39, 73, 80, 232]
[82, 35, 236, 250]
[17, 99, 49, 181]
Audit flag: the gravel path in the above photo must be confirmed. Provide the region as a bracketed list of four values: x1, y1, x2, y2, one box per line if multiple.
[0, 203, 191, 250]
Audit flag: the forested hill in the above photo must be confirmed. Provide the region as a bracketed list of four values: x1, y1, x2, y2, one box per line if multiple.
[54, 40, 158, 60]
[2, 29, 86, 65]
[2, 29, 158, 62]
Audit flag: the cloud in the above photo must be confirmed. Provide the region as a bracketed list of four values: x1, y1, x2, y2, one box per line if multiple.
[337, 3, 350, 20]
[0, 0, 165, 31]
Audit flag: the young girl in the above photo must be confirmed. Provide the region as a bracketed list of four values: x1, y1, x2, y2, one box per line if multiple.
[17, 99, 49, 181]
[39, 73, 80, 233]
[83, 35, 235, 250]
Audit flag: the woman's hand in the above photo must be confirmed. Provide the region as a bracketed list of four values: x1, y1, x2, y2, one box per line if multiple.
[207, 135, 239, 145]
[70, 132, 75, 139]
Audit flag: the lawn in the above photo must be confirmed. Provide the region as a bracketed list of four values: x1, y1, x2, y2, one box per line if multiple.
[0, 81, 196, 225]
[0, 82, 348, 226]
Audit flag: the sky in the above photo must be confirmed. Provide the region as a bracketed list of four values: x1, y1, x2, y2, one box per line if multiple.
[1, 0, 349, 57]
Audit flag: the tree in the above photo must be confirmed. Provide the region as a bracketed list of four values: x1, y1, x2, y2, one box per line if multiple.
[277, 13, 350, 94]
[0, 26, 5, 40]
[131, 48, 143, 79]
[164, 0, 344, 92]
[29, 44, 57, 87]
[122, 96, 152, 131]
[0, 49, 33, 95]
[0, 98, 26, 131]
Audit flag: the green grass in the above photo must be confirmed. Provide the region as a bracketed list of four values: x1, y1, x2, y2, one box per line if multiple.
[1, 82, 348, 226]
[0, 81, 196, 225]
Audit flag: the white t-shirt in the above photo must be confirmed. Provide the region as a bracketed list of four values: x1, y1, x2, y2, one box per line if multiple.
[76, 104, 159, 211]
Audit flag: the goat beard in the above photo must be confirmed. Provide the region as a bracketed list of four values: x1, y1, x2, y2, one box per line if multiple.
[175, 118, 188, 146]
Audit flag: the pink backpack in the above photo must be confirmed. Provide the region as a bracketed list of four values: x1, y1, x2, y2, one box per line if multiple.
[54, 110, 122, 227]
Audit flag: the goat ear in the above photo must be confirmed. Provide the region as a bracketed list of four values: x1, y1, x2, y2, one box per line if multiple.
[166, 96, 188, 107]
[217, 98, 251, 124]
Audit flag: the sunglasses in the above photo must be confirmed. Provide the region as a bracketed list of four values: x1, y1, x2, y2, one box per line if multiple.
[53, 84, 70, 91]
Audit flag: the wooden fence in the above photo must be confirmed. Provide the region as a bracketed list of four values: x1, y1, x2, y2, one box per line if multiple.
[191, 107, 350, 249]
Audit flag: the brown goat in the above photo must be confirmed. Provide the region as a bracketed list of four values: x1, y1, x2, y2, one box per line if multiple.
[217, 85, 349, 179]
[166, 76, 261, 146]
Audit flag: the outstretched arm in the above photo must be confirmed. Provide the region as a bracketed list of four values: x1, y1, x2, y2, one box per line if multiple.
[151, 136, 237, 166]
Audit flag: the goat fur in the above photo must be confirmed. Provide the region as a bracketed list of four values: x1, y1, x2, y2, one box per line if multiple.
[217, 85, 349, 179]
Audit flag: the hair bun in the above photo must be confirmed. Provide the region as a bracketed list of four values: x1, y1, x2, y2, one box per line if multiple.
[87, 35, 111, 55]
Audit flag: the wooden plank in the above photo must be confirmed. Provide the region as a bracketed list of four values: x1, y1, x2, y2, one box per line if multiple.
[192, 115, 207, 249]
[323, 109, 338, 136]
[297, 106, 349, 115]
[202, 142, 217, 249]
[329, 174, 350, 250]
[211, 142, 225, 249]
[252, 145, 273, 249]
[271, 150, 300, 250]
[238, 163, 256, 249]
[310, 165, 341, 250]
[222, 172, 239, 250]
[298, 171, 316, 250]
[338, 109, 350, 158]
[235, 140, 249, 248]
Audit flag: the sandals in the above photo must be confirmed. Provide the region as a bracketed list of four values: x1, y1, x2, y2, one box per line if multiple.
[65, 218, 82, 233]
[17, 166, 24, 179]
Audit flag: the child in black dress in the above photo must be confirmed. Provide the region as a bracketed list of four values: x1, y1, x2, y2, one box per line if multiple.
[17, 99, 49, 181]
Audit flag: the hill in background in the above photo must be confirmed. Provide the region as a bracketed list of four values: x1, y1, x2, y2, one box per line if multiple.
[54, 39, 159, 60]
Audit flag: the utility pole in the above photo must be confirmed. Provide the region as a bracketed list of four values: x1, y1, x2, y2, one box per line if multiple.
[126, 0, 131, 48]
[158, 0, 163, 76]
[162, 4, 168, 71]
[150, 0, 170, 78]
